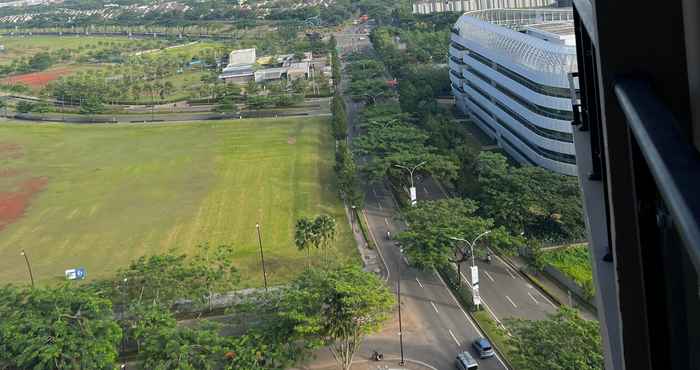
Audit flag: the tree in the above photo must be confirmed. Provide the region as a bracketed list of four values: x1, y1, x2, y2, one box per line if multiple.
[80, 95, 105, 115]
[506, 307, 604, 370]
[312, 215, 336, 264]
[279, 266, 395, 370]
[191, 243, 240, 312]
[295, 217, 315, 266]
[397, 198, 518, 271]
[0, 285, 122, 370]
[28, 52, 53, 71]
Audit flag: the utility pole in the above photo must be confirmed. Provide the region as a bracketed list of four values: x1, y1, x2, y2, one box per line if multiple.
[398, 246, 405, 366]
[450, 230, 491, 308]
[394, 161, 427, 206]
[256, 223, 269, 291]
[20, 250, 35, 288]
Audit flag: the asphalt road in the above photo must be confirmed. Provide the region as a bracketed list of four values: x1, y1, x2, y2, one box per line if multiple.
[336, 26, 507, 370]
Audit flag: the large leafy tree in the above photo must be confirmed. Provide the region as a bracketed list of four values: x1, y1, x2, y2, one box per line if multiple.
[353, 118, 458, 184]
[506, 307, 604, 370]
[397, 198, 519, 270]
[0, 285, 122, 370]
[278, 266, 394, 370]
[475, 151, 585, 242]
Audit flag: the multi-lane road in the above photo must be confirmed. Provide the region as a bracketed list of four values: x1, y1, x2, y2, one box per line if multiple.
[336, 23, 562, 369]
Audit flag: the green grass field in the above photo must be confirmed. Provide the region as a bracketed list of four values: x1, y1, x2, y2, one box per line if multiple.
[0, 35, 134, 64]
[0, 117, 357, 286]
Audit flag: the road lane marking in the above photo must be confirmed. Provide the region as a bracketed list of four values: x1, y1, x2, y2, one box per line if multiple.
[536, 290, 558, 309]
[402, 256, 409, 265]
[434, 271, 509, 369]
[504, 266, 516, 279]
[448, 329, 461, 347]
[527, 292, 539, 304]
[505, 295, 518, 308]
[430, 301, 439, 313]
[384, 218, 389, 225]
[423, 187, 429, 195]
[483, 270, 495, 282]
[415, 277, 424, 288]
[377, 201, 383, 210]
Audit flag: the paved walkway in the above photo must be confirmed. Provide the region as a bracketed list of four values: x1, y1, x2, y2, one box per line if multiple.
[344, 204, 386, 278]
[293, 348, 437, 370]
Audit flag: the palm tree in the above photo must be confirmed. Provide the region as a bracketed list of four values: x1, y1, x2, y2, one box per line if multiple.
[313, 215, 337, 265]
[295, 217, 315, 267]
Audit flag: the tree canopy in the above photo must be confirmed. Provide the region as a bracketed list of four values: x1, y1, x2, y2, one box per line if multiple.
[506, 307, 604, 370]
[397, 198, 519, 269]
[0, 285, 122, 370]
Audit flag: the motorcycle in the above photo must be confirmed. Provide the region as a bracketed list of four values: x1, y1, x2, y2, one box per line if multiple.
[372, 351, 384, 361]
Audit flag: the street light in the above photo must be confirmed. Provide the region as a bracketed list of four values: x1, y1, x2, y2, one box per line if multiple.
[450, 230, 491, 309]
[255, 223, 269, 292]
[397, 246, 405, 366]
[394, 161, 426, 206]
[20, 250, 35, 288]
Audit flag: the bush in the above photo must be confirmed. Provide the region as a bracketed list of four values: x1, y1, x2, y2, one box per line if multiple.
[541, 245, 595, 300]
[438, 264, 477, 312]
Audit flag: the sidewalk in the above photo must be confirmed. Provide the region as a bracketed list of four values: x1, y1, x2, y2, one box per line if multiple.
[293, 348, 437, 370]
[505, 255, 598, 321]
[343, 205, 386, 279]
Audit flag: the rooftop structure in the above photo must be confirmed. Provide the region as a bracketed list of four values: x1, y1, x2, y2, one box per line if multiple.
[228, 48, 256, 67]
[412, 0, 556, 15]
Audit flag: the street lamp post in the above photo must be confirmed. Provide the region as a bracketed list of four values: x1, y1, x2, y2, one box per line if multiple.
[20, 250, 35, 288]
[255, 223, 269, 292]
[397, 246, 405, 366]
[394, 161, 426, 206]
[450, 230, 491, 309]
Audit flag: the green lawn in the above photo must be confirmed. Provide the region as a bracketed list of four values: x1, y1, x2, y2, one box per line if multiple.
[0, 35, 134, 64]
[541, 244, 594, 297]
[0, 117, 357, 286]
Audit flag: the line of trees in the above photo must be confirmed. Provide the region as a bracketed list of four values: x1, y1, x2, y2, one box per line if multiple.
[0, 243, 394, 370]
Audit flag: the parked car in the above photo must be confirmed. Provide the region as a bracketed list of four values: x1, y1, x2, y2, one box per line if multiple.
[456, 351, 478, 370]
[472, 338, 495, 359]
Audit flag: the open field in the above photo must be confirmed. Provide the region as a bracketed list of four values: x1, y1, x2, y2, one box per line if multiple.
[0, 117, 357, 286]
[0, 35, 135, 64]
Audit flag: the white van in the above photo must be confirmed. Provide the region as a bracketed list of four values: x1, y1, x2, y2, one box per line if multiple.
[456, 351, 479, 370]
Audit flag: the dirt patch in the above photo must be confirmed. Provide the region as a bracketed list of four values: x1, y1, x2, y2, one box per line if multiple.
[1, 67, 75, 88]
[0, 177, 48, 232]
[0, 143, 23, 160]
[0, 169, 21, 178]
[287, 137, 297, 144]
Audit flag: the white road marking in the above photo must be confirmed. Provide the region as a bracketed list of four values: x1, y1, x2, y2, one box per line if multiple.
[377, 201, 383, 210]
[430, 301, 439, 313]
[483, 270, 495, 282]
[505, 295, 518, 308]
[434, 271, 509, 369]
[460, 272, 472, 288]
[372, 187, 378, 197]
[384, 217, 389, 225]
[504, 266, 516, 279]
[448, 329, 461, 347]
[415, 277, 424, 288]
[527, 292, 539, 304]
[536, 290, 558, 309]
[402, 256, 409, 265]
[423, 186, 429, 195]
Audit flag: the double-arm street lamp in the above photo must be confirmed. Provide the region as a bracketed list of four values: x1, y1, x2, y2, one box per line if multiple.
[394, 161, 426, 206]
[450, 230, 491, 309]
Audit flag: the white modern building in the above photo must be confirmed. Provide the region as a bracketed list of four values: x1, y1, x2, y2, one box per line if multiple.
[449, 8, 578, 175]
[413, 0, 556, 15]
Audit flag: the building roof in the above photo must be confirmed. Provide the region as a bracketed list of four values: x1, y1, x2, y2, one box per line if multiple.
[453, 10, 578, 75]
[527, 21, 575, 36]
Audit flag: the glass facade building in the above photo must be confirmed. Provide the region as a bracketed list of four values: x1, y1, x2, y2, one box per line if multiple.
[449, 9, 578, 176]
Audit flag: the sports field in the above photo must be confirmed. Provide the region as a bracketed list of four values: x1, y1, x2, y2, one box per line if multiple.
[0, 117, 357, 286]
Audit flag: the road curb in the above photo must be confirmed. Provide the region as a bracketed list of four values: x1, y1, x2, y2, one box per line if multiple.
[362, 208, 390, 282]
